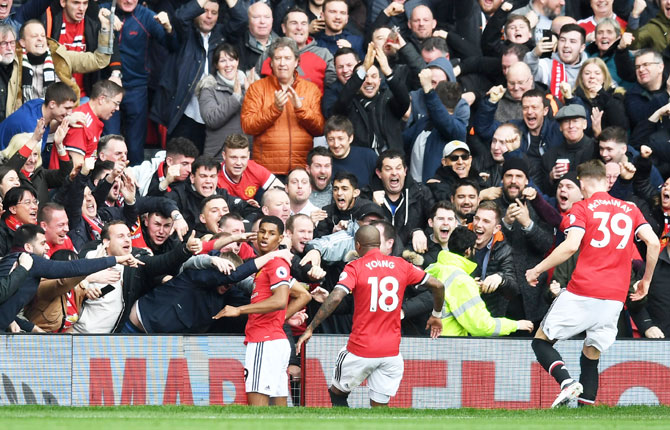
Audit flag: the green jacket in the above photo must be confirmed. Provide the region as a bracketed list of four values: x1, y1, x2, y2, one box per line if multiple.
[426, 251, 518, 337]
[631, 11, 670, 52]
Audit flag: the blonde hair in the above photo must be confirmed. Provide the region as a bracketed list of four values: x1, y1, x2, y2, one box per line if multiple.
[575, 57, 614, 98]
[2, 133, 42, 170]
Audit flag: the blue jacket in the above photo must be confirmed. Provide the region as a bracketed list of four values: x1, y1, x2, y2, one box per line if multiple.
[0, 99, 49, 151]
[150, 0, 247, 133]
[138, 258, 258, 333]
[0, 0, 52, 33]
[104, 3, 178, 89]
[0, 253, 116, 331]
[314, 28, 364, 58]
[403, 90, 468, 182]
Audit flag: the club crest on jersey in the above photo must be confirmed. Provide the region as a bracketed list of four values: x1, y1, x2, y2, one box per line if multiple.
[339, 272, 347, 281]
[276, 266, 288, 278]
[569, 214, 576, 225]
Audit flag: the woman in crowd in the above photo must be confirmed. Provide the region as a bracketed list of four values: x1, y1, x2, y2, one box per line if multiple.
[197, 43, 247, 161]
[1, 119, 72, 207]
[561, 57, 628, 137]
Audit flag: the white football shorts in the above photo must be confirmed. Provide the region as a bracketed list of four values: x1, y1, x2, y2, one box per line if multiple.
[541, 290, 623, 352]
[330, 347, 404, 404]
[245, 338, 290, 397]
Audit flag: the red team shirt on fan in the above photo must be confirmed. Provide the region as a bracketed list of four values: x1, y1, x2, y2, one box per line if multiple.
[563, 191, 648, 303]
[218, 160, 276, 200]
[58, 19, 86, 97]
[336, 248, 429, 358]
[50, 102, 103, 168]
[244, 257, 293, 344]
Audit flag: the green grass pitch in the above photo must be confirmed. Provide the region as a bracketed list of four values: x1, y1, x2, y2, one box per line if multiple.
[2, 405, 670, 430]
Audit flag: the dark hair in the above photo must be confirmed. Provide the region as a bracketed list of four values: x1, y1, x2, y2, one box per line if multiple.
[91, 160, 115, 183]
[200, 194, 228, 213]
[324, 115, 354, 137]
[3, 186, 36, 219]
[0, 165, 18, 195]
[454, 178, 481, 194]
[436, 81, 462, 110]
[97, 134, 125, 155]
[11, 224, 45, 249]
[448, 226, 476, 256]
[334, 47, 359, 61]
[598, 126, 627, 145]
[370, 219, 395, 241]
[286, 213, 311, 232]
[505, 14, 531, 31]
[421, 37, 448, 55]
[501, 43, 529, 60]
[259, 215, 285, 235]
[211, 43, 239, 74]
[332, 171, 358, 189]
[44, 82, 77, 105]
[323, 0, 348, 10]
[192, 155, 221, 173]
[522, 88, 549, 107]
[282, 6, 308, 26]
[307, 146, 333, 165]
[376, 149, 406, 171]
[429, 200, 455, 219]
[166, 137, 199, 159]
[37, 202, 65, 224]
[577, 159, 606, 181]
[476, 200, 502, 223]
[101, 220, 127, 240]
[50, 249, 79, 261]
[90, 79, 125, 100]
[559, 23, 586, 44]
[223, 134, 250, 150]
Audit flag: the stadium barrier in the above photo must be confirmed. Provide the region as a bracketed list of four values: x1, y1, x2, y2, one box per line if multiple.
[1, 335, 668, 408]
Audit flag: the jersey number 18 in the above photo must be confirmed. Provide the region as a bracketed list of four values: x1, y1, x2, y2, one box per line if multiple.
[368, 276, 399, 312]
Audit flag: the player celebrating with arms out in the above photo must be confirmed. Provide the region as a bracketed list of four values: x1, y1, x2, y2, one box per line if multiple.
[214, 215, 312, 406]
[526, 160, 659, 408]
[296, 225, 445, 408]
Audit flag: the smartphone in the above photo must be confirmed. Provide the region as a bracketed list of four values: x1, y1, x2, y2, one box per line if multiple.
[541, 29, 553, 58]
[100, 284, 115, 297]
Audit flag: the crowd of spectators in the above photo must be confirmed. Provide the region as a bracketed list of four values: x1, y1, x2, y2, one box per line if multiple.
[0, 0, 668, 346]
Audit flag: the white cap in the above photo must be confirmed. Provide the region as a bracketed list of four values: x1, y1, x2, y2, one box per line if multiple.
[442, 140, 470, 158]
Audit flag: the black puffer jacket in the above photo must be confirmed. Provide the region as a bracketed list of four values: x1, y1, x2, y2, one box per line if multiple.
[471, 231, 518, 318]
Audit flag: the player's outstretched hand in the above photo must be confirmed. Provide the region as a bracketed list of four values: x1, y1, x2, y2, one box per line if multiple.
[630, 279, 650, 301]
[18, 252, 33, 271]
[213, 305, 240, 319]
[525, 267, 540, 286]
[426, 316, 442, 339]
[295, 327, 313, 354]
[517, 320, 534, 332]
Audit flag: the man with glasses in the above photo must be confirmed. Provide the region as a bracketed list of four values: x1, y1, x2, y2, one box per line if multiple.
[625, 49, 668, 131]
[0, 23, 17, 121]
[50, 79, 124, 169]
[540, 105, 597, 194]
[0, 186, 40, 256]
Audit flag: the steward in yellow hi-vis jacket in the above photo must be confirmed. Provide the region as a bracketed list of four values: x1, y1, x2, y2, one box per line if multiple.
[425, 250, 522, 337]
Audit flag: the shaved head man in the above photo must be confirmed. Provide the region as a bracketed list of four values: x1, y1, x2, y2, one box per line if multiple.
[355, 225, 382, 250]
[506, 62, 534, 101]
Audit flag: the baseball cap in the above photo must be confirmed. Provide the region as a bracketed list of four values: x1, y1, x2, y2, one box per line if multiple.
[443, 140, 470, 158]
[356, 203, 385, 220]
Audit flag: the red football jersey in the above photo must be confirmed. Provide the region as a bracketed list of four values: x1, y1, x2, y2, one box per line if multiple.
[218, 160, 275, 200]
[244, 257, 292, 343]
[336, 248, 429, 358]
[51, 103, 102, 168]
[564, 191, 648, 302]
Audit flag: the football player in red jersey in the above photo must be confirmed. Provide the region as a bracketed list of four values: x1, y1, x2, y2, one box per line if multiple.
[296, 225, 445, 407]
[213, 215, 311, 406]
[526, 160, 659, 408]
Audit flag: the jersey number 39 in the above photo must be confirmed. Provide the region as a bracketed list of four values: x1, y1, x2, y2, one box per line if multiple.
[368, 276, 399, 312]
[590, 212, 633, 249]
